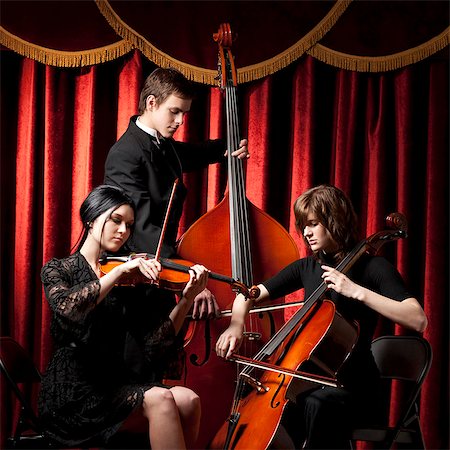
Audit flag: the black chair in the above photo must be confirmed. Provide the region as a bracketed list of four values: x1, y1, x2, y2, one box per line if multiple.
[0, 336, 54, 449]
[350, 335, 432, 450]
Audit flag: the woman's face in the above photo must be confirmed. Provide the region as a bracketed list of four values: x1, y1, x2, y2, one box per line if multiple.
[90, 204, 134, 252]
[303, 213, 338, 254]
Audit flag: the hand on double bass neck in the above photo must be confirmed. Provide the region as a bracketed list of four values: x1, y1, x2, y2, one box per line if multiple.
[225, 138, 249, 159]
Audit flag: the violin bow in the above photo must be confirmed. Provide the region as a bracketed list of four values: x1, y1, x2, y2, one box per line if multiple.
[154, 178, 179, 261]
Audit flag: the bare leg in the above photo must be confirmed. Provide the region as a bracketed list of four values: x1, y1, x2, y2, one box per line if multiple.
[143, 387, 186, 450]
[170, 386, 201, 449]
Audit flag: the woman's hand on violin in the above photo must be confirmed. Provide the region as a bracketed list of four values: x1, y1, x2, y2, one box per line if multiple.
[182, 264, 210, 303]
[215, 324, 244, 360]
[121, 257, 161, 283]
[225, 138, 249, 160]
[191, 288, 221, 320]
[321, 265, 364, 300]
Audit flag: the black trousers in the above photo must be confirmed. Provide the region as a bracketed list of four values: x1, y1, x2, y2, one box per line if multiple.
[283, 386, 380, 450]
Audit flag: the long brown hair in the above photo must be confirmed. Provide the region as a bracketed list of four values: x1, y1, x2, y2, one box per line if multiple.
[294, 184, 359, 262]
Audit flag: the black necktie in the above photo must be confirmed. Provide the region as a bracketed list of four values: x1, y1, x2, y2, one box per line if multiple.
[155, 137, 169, 156]
[153, 137, 180, 178]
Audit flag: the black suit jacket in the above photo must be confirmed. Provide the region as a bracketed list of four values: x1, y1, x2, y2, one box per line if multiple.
[104, 116, 225, 257]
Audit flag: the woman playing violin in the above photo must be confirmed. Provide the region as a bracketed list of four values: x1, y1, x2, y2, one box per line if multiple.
[216, 184, 427, 449]
[39, 185, 209, 449]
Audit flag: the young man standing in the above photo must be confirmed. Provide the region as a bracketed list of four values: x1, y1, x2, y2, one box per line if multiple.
[104, 67, 248, 319]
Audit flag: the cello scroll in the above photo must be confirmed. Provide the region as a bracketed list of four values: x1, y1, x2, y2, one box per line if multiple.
[366, 212, 408, 255]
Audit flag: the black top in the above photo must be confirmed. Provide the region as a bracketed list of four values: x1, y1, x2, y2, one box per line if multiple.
[38, 253, 183, 447]
[104, 116, 226, 257]
[263, 254, 411, 391]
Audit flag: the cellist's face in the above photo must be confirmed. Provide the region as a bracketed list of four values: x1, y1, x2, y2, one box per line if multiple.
[303, 213, 338, 254]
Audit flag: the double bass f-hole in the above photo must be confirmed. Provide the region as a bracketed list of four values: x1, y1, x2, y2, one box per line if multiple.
[189, 320, 211, 367]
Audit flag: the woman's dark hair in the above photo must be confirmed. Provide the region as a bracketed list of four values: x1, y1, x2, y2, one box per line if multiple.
[75, 185, 136, 251]
[293, 184, 359, 262]
[138, 67, 196, 114]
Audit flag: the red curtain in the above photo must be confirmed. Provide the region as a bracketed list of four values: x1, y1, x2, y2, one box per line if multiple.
[1, 48, 448, 448]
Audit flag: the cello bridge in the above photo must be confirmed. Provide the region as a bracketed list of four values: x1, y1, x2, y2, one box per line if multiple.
[243, 332, 262, 341]
[240, 373, 269, 393]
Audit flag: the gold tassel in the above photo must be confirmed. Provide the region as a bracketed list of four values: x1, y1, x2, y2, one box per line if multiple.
[95, 0, 352, 84]
[95, 0, 217, 84]
[0, 25, 133, 67]
[237, 0, 353, 83]
[307, 27, 450, 72]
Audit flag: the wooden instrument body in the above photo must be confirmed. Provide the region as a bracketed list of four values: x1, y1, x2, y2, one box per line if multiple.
[209, 213, 407, 449]
[176, 193, 299, 448]
[209, 300, 359, 449]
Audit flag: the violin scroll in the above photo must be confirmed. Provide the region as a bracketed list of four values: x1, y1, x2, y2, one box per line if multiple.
[249, 285, 261, 300]
[231, 282, 260, 300]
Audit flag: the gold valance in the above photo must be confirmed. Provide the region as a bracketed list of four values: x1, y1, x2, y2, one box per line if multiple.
[0, 26, 133, 68]
[307, 28, 450, 73]
[95, 0, 352, 84]
[1, 0, 448, 83]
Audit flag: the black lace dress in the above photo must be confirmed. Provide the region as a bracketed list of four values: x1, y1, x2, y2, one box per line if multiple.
[38, 252, 184, 447]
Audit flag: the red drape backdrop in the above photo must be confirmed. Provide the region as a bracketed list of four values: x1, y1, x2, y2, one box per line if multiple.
[1, 48, 448, 448]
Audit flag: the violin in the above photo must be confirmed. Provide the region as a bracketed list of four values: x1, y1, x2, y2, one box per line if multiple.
[98, 178, 258, 300]
[99, 253, 260, 300]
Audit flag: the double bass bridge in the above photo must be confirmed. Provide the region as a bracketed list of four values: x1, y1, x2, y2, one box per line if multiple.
[243, 331, 262, 341]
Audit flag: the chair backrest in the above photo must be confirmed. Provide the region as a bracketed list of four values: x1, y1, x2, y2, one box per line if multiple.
[0, 336, 42, 431]
[371, 335, 432, 431]
[371, 335, 432, 383]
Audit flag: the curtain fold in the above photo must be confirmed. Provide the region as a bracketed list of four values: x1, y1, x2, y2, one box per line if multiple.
[1, 49, 448, 449]
[14, 59, 39, 352]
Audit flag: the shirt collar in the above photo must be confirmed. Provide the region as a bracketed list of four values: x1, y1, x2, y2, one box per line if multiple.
[136, 116, 161, 143]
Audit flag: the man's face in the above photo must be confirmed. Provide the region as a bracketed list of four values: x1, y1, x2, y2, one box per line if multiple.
[145, 93, 192, 138]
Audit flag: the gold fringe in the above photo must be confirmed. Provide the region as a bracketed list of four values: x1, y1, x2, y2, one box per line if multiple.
[237, 0, 353, 83]
[307, 27, 450, 72]
[96, 0, 352, 85]
[0, 25, 133, 68]
[95, 0, 217, 84]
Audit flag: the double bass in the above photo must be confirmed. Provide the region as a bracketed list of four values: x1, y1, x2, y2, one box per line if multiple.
[210, 213, 408, 449]
[176, 24, 299, 448]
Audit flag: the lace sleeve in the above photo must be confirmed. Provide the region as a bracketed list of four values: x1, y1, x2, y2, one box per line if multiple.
[41, 257, 101, 325]
[143, 319, 185, 379]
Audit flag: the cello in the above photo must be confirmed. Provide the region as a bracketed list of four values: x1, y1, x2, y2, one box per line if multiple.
[176, 23, 299, 448]
[209, 212, 408, 449]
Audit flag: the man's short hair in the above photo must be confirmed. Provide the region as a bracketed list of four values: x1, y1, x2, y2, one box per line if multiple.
[138, 67, 196, 114]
